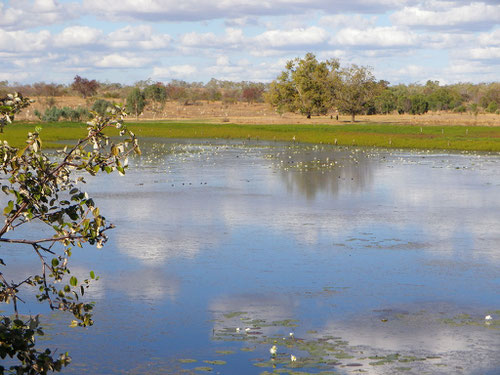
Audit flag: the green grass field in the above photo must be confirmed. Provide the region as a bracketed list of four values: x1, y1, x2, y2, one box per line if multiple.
[3, 120, 500, 152]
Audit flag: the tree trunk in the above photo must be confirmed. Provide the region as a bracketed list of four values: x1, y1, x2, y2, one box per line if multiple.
[351, 113, 355, 122]
[307, 113, 311, 119]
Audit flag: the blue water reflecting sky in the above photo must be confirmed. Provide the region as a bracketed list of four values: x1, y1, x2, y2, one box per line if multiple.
[5, 140, 500, 374]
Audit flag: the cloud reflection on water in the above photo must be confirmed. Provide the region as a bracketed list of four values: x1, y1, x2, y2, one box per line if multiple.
[319, 302, 500, 375]
[107, 268, 180, 302]
[89, 142, 500, 269]
[209, 293, 298, 332]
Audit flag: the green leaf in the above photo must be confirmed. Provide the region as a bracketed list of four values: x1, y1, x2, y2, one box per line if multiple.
[3, 200, 14, 215]
[90, 271, 95, 279]
[52, 258, 59, 267]
[70, 276, 78, 287]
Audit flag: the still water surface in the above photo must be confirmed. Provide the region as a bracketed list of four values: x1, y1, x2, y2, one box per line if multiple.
[9, 139, 500, 374]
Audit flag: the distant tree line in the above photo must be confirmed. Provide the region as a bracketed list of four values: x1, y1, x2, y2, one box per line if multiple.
[1, 61, 499, 122]
[0, 77, 267, 105]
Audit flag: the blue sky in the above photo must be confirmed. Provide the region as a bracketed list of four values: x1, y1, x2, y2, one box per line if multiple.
[0, 0, 499, 85]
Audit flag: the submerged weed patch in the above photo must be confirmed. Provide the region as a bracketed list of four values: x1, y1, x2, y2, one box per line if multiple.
[182, 308, 499, 374]
[206, 313, 434, 374]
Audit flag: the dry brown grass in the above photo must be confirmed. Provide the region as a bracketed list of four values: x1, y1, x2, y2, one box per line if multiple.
[16, 96, 500, 127]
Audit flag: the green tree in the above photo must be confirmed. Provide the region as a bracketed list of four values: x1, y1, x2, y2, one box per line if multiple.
[374, 89, 397, 114]
[0, 93, 140, 374]
[91, 99, 114, 116]
[265, 53, 339, 118]
[409, 94, 429, 115]
[486, 101, 498, 113]
[427, 87, 462, 111]
[144, 84, 167, 119]
[336, 64, 379, 122]
[126, 88, 146, 119]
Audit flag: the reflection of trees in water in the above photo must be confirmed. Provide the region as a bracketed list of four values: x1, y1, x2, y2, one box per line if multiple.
[277, 147, 375, 200]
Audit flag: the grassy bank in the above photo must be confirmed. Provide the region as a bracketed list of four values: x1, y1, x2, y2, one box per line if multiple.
[3, 121, 500, 152]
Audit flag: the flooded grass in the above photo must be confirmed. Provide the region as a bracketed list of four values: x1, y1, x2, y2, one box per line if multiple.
[127, 121, 500, 152]
[5, 121, 500, 151]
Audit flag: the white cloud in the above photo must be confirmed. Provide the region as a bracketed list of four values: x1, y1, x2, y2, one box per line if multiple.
[82, 0, 403, 22]
[0, 0, 78, 31]
[152, 65, 198, 79]
[53, 26, 102, 48]
[180, 31, 218, 47]
[253, 26, 329, 49]
[422, 31, 475, 49]
[204, 58, 247, 80]
[465, 47, 500, 61]
[332, 27, 418, 48]
[0, 29, 51, 53]
[478, 29, 500, 47]
[319, 50, 348, 60]
[0, 71, 30, 81]
[94, 54, 151, 68]
[319, 14, 377, 29]
[179, 28, 244, 49]
[203, 57, 284, 81]
[396, 64, 427, 78]
[447, 60, 485, 75]
[392, 3, 500, 30]
[216, 55, 230, 66]
[107, 25, 171, 50]
[224, 16, 259, 27]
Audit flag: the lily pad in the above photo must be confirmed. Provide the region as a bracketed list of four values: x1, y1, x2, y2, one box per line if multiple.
[178, 359, 197, 363]
[203, 360, 226, 365]
[215, 350, 235, 355]
[241, 347, 257, 352]
[223, 311, 247, 319]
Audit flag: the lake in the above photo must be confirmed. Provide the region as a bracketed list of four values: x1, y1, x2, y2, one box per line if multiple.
[6, 139, 500, 374]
